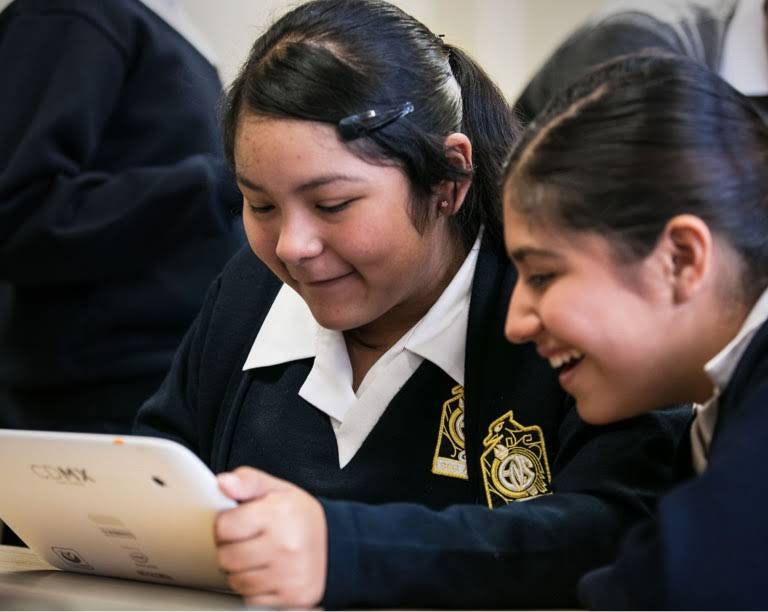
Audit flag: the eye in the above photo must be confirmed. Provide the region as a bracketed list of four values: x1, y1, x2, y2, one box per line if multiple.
[246, 202, 275, 215]
[526, 273, 555, 290]
[316, 198, 356, 214]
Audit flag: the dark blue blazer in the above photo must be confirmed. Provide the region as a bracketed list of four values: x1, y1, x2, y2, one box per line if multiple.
[0, 0, 242, 403]
[580, 317, 768, 610]
[135, 238, 688, 609]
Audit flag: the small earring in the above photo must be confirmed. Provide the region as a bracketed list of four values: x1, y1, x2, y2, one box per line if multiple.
[439, 200, 449, 210]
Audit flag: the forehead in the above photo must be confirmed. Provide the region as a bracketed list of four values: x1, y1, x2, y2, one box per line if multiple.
[235, 115, 348, 169]
[503, 177, 581, 248]
[234, 115, 406, 192]
[503, 197, 563, 250]
[504, 202, 612, 264]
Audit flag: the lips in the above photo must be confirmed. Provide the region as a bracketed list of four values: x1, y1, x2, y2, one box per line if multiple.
[301, 271, 355, 286]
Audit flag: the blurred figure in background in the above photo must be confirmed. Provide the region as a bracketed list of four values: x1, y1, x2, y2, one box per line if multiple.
[516, 0, 768, 123]
[0, 0, 243, 434]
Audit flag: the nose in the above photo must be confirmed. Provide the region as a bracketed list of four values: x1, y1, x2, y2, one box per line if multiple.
[505, 282, 542, 344]
[275, 210, 323, 266]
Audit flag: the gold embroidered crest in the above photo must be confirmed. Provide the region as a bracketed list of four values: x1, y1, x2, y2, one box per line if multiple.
[481, 411, 551, 508]
[431, 384, 468, 480]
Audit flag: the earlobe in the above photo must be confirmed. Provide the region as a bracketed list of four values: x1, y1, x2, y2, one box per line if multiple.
[661, 215, 712, 303]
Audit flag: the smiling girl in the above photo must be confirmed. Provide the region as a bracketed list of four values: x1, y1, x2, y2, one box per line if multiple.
[135, 2, 684, 608]
[503, 52, 768, 609]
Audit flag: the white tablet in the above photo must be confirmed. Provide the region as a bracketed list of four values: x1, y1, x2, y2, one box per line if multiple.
[0, 430, 236, 591]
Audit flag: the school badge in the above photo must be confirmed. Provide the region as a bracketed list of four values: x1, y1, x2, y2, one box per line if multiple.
[431, 385, 468, 480]
[480, 411, 551, 508]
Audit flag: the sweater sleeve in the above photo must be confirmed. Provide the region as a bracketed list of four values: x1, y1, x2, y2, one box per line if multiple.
[515, 13, 682, 123]
[0, 7, 239, 285]
[320, 406, 689, 609]
[132, 250, 281, 463]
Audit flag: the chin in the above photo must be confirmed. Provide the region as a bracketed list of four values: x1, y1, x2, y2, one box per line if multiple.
[576, 395, 654, 425]
[308, 306, 366, 332]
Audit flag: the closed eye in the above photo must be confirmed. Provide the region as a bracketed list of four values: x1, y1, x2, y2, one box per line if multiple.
[247, 202, 275, 214]
[316, 198, 358, 214]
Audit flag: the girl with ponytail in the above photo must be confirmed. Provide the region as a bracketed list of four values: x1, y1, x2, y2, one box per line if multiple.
[504, 52, 768, 609]
[136, 3, 683, 607]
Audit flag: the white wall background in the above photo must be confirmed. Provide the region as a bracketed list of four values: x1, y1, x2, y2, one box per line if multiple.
[0, 0, 607, 100]
[182, 0, 605, 100]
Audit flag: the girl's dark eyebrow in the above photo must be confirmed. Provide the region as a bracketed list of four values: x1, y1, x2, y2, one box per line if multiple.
[235, 174, 264, 192]
[235, 173, 367, 194]
[509, 247, 563, 263]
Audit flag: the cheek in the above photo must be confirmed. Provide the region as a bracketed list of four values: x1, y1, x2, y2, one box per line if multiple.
[243, 217, 280, 267]
[539, 282, 634, 355]
[538, 291, 594, 345]
[343, 216, 413, 272]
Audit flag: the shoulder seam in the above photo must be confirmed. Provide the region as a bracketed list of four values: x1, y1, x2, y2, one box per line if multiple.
[26, 8, 130, 65]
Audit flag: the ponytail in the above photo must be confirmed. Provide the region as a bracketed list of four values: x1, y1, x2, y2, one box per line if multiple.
[447, 45, 521, 249]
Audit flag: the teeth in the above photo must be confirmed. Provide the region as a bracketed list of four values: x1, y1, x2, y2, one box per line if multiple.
[548, 350, 584, 369]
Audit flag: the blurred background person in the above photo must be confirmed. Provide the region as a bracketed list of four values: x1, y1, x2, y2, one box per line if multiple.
[0, 0, 243, 434]
[516, 0, 768, 122]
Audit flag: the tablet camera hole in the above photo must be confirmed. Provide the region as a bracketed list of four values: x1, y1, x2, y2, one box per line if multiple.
[62, 550, 82, 564]
[52, 546, 93, 569]
[152, 476, 166, 487]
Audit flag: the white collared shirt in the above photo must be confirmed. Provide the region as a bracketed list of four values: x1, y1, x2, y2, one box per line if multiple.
[720, 0, 768, 96]
[243, 234, 481, 468]
[138, 0, 220, 68]
[691, 285, 768, 473]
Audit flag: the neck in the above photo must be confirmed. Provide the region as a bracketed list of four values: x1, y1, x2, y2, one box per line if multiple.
[686, 295, 753, 403]
[344, 241, 466, 390]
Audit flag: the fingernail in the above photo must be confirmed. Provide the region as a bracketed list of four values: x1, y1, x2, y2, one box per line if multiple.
[218, 472, 239, 489]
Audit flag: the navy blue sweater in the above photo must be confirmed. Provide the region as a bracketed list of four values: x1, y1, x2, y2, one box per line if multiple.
[0, 0, 242, 391]
[580, 317, 768, 610]
[135, 239, 690, 609]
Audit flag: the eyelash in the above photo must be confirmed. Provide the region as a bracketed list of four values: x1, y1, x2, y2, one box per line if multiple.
[247, 203, 274, 215]
[526, 273, 555, 289]
[316, 199, 355, 213]
[245, 199, 357, 216]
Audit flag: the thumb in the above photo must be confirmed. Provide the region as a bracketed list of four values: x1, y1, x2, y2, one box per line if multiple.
[217, 466, 290, 501]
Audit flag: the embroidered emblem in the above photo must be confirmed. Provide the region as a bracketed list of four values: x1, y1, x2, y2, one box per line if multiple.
[480, 411, 551, 508]
[432, 384, 468, 480]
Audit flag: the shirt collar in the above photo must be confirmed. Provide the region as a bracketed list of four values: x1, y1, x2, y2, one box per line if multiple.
[242, 284, 317, 370]
[242, 231, 482, 386]
[720, 0, 768, 95]
[705, 284, 768, 392]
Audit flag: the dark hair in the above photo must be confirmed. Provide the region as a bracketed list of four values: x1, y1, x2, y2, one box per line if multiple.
[222, 0, 518, 251]
[503, 52, 768, 301]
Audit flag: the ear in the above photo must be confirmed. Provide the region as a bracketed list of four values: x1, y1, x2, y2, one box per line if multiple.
[656, 214, 713, 304]
[435, 132, 473, 216]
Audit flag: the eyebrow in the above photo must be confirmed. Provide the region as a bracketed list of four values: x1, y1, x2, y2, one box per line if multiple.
[235, 173, 367, 194]
[508, 247, 563, 263]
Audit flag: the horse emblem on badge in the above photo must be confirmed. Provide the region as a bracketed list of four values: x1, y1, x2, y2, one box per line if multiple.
[481, 411, 551, 508]
[431, 385, 468, 480]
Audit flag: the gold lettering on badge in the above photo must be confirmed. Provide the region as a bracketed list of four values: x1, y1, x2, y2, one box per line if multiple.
[432, 384, 468, 480]
[481, 411, 551, 508]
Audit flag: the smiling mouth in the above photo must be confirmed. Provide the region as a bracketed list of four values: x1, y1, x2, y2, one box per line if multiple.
[556, 357, 583, 377]
[304, 272, 354, 286]
[548, 351, 585, 376]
